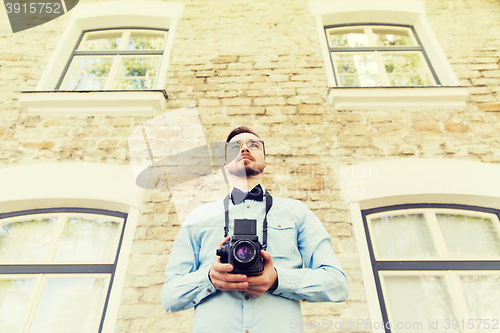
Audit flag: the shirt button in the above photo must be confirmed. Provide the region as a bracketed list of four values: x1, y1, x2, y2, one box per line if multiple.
[245, 295, 250, 300]
[246, 205, 250, 209]
[278, 293, 282, 296]
[207, 289, 211, 293]
[278, 224, 281, 227]
[245, 330, 249, 333]
[192, 301, 196, 304]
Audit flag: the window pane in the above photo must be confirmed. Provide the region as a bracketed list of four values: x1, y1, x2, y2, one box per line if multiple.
[78, 31, 122, 51]
[326, 27, 369, 47]
[383, 275, 461, 332]
[60, 57, 114, 90]
[111, 56, 160, 89]
[373, 27, 416, 46]
[437, 214, 500, 258]
[381, 53, 433, 86]
[371, 214, 436, 258]
[460, 274, 500, 320]
[0, 217, 56, 262]
[334, 53, 381, 87]
[127, 31, 166, 50]
[54, 217, 121, 262]
[29, 277, 110, 333]
[0, 278, 36, 333]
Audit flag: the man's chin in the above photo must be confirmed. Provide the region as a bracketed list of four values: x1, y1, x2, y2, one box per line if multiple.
[228, 166, 264, 178]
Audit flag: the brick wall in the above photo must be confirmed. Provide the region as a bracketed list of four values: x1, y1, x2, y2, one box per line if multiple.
[1, 0, 499, 332]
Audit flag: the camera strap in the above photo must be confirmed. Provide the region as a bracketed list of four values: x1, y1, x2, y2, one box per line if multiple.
[223, 190, 273, 250]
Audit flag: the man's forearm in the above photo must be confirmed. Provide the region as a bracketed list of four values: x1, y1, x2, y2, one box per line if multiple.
[272, 265, 348, 302]
[161, 265, 216, 312]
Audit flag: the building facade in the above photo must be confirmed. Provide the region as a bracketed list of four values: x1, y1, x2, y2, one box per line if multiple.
[1, 0, 500, 332]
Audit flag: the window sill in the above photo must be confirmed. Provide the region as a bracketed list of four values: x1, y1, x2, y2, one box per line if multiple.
[327, 86, 469, 110]
[19, 90, 168, 116]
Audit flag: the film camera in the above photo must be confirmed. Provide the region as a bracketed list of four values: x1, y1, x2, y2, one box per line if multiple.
[216, 218, 264, 276]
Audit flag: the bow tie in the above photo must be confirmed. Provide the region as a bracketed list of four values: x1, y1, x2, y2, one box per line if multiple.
[231, 185, 264, 205]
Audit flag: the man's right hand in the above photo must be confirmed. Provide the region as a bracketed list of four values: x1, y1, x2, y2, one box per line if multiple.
[209, 237, 248, 292]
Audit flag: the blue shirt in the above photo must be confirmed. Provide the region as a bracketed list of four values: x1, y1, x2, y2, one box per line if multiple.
[161, 186, 348, 333]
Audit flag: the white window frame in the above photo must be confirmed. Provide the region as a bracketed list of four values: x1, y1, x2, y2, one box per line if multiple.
[0, 210, 124, 333]
[325, 24, 437, 87]
[308, 0, 469, 110]
[367, 208, 500, 261]
[379, 269, 500, 332]
[339, 158, 500, 333]
[369, 207, 500, 332]
[58, 28, 169, 91]
[0, 163, 143, 333]
[19, 1, 184, 116]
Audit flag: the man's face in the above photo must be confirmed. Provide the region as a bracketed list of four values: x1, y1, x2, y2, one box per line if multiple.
[224, 133, 267, 178]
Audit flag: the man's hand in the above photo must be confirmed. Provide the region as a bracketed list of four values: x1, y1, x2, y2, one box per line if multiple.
[209, 237, 249, 292]
[246, 250, 278, 297]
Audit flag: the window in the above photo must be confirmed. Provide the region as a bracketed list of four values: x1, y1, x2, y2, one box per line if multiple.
[339, 158, 500, 333]
[59, 29, 168, 91]
[308, 0, 468, 109]
[364, 205, 500, 332]
[0, 163, 143, 332]
[19, 1, 184, 116]
[326, 25, 436, 87]
[0, 208, 127, 333]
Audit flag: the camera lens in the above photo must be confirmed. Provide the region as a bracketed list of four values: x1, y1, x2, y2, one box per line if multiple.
[232, 240, 257, 267]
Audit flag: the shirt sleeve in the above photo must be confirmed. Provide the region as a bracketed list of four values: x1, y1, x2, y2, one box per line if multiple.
[271, 201, 349, 303]
[160, 223, 217, 313]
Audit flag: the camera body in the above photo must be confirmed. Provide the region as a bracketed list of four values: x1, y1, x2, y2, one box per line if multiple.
[216, 218, 264, 276]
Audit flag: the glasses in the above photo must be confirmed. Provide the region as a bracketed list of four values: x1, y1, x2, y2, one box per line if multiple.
[226, 140, 264, 152]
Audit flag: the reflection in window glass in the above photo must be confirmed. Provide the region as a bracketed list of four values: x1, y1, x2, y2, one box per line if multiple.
[326, 25, 435, 87]
[60, 29, 167, 91]
[111, 56, 160, 89]
[127, 31, 166, 50]
[371, 214, 436, 258]
[0, 279, 35, 333]
[60, 57, 114, 90]
[327, 28, 368, 47]
[373, 28, 415, 46]
[0, 218, 56, 262]
[29, 277, 110, 333]
[334, 53, 381, 87]
[54, 218, 120, 262]
[382, 53, 433, 86]
[78, 31, 122, 51]
[438, 214, 500, 258]
[461, 275, 500, 320]
[383, 275, 461, 333]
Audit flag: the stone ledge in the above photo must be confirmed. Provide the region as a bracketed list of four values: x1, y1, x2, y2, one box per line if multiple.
[19, 90, 167, 116]
[328, 86, 469, 110]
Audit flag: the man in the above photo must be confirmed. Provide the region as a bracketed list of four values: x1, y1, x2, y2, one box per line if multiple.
[161, 126, 348, 332]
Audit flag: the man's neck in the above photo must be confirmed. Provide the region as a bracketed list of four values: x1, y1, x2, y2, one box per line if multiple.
[229, 175, 263, 192]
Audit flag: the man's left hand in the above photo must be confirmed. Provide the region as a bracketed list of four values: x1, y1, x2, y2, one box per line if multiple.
[246, 250, 278, 297]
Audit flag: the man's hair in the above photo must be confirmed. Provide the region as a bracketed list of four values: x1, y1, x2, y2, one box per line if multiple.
[226, 126, 260, 143]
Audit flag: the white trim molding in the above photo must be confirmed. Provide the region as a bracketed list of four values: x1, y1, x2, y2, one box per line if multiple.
[0, 163, 143, 213]
[21, 91, 167, 116]
[339, 158, 500, 210]
[308, 0, 468, 110]
[339, 158, 500, 333]
[19, 1, 184, 116]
